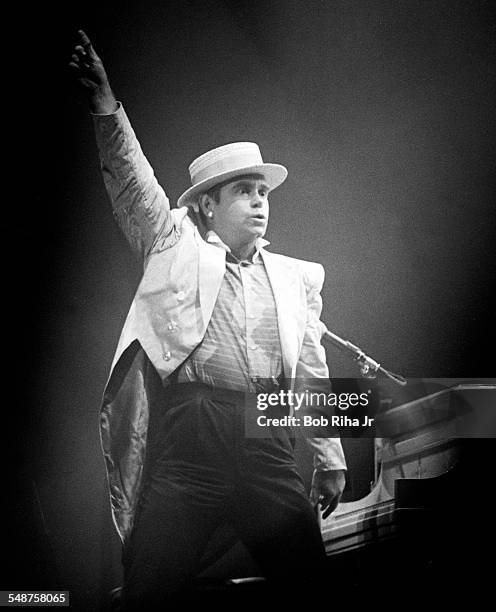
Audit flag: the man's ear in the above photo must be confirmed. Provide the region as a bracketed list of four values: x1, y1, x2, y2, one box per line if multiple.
[198, 193, 213, 217]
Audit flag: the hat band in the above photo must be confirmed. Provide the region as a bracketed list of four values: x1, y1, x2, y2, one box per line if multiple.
[192, 152, 264, 185]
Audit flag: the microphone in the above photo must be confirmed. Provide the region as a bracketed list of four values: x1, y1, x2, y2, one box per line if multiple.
[319, 323, 407, 386]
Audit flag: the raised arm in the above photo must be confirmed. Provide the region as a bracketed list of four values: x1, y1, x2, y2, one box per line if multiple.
[69, 31, 173, 259]
[69, 30, 118, 114]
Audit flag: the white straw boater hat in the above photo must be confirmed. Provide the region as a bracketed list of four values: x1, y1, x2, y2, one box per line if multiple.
[177, 142, 288, 208]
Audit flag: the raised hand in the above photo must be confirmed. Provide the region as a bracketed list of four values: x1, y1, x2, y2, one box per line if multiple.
[69, 30, 117, 114]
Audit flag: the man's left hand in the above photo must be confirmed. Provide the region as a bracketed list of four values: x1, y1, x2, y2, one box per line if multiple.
[310, 469, 346, 519]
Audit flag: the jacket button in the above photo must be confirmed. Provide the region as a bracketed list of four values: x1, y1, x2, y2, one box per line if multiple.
[176, 291, 185, 302]
[167, 320, 178, 332]
[162, 351, 171, 361]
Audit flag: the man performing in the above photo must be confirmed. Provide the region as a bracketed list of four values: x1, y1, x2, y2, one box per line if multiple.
[69, 30, 346, 609]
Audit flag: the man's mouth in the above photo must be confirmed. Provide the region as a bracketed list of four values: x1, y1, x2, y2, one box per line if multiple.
[252, 214, 266, 220]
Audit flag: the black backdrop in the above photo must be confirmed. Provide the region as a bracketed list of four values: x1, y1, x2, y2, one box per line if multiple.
[6, 1, 495, 609]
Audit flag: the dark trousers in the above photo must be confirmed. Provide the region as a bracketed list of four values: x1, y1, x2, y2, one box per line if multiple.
[121, 383, 327, 609]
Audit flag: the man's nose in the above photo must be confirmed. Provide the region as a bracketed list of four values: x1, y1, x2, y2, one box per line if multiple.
[251, 193, 264, 207]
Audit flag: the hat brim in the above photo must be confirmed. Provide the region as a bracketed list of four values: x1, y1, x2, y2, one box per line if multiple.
[177, 163, 288, 208]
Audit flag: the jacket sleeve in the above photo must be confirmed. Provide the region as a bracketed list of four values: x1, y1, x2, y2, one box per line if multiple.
[92, 103, 175, 260]
[295, 262, 347, 471]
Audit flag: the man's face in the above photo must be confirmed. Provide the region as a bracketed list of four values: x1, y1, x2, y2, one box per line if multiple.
[209, 175, 270, 247]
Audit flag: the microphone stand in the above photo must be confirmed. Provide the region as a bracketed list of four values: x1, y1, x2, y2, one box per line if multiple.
[321, 325, 407, 386]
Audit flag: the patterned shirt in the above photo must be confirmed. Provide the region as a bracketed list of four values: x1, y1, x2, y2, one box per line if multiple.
[177, 232, 283, 391]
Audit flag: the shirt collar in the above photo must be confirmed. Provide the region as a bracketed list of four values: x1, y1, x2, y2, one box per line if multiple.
[205, 231, 269, 263]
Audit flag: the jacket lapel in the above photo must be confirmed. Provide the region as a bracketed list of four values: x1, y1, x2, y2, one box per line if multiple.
[197, 231, 227, 325]
[261, 250, 304, 378]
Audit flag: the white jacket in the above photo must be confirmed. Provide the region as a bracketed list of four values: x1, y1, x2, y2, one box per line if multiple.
[94, 105, 346, 542]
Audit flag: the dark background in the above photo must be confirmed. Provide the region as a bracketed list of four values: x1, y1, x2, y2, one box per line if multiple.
[6, 1, 495, 609]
